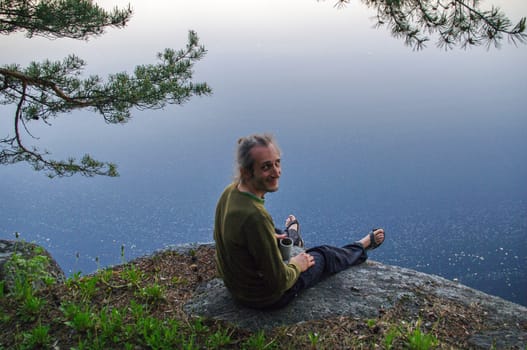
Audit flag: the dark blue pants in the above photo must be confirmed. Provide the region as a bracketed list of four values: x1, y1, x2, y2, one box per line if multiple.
[267, 243, 368, 309]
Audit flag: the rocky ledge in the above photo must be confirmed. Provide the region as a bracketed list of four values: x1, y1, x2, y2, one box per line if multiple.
[183, 246, 527, 349]
[2, 241, 526, 349]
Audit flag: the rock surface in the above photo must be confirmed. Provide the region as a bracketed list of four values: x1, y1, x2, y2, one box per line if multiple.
[2, 240, 525, 349]
[0, 239, 66, 292]
[184, 247, 527, 349]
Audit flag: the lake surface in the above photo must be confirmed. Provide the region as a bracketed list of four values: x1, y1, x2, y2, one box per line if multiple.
[1, 0, 526, 306]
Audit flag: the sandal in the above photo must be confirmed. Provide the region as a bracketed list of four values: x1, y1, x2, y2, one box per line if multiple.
[285, 216, 305, 248]
[367, 228, 384, 250]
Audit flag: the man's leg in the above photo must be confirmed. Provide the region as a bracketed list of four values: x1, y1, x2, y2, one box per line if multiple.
[298, 228, 385, 288]
[302, 243, 367, 287]
[266, 251, 327, 309]
[268, 219, 385, 309]
[268, 243, 368, 309]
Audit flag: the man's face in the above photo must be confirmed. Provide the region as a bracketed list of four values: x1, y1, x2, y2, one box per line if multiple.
[244, 143, 281, 198]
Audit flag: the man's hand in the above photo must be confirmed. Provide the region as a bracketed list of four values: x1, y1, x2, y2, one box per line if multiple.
[290, 252, 315, 272]
[275, 232, 287, 240]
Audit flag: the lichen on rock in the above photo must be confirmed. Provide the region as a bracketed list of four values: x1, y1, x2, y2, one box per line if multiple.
[0, 239, 65, 293]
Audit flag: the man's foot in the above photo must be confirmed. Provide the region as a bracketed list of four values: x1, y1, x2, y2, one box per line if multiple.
[285, 214, 305, 248]
[358, 228, 385, 250]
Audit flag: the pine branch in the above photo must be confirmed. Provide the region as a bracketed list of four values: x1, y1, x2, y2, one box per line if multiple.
[330, 0, 526, 50]
[1, 31, 211, 177]
[0, 0, 133, 39]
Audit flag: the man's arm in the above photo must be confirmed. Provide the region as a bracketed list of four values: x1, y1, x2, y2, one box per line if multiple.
[246, 212, 300, 293]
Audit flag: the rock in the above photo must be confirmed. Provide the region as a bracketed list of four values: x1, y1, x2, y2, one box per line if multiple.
[184, 258, 527, 349]
[2, 239, 525, 348]
[0, 239, 66, 293]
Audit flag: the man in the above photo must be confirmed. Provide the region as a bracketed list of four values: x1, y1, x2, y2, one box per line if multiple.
[214, 133, 385, 309]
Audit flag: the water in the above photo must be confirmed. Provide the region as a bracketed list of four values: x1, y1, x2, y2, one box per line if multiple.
[1, 0, 526, 306]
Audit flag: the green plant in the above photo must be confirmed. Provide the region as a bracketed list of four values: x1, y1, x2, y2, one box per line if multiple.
[72, 337, 90, 350]
[121, 244, 127, 264]
[191, 317, 209, 334]
[12, 276, 34, 301]
[24, 249, 56, 288]
[366, 318, 377, 328]
[98, 306, 125, 344]
[384, 325, 402, 350]
[182, 335, 198, 350]
[243, 330, 276, 350]
[5, 250, 56, 299]
[21, 324, 52, 349]
[72, 336, 108, 350]
[122, 264, 144, 287]
[128, 300, 146, 320]
[406, 320, 439, 350]
[137, 283, 165, 303]
[308, 331, 320, 348]
[122, 322, 138, 345]
[61, 302, 96, 333]
[66, 271, 82, 286]
[77, 275, 99, 302]
[99, 268, 114, 285]
[136, 316, 182, 348]
[206, 328, 233, 349]
[20, 294, 46, 322]
[0, 309, 10, 324]
[88, 332, 108, 350]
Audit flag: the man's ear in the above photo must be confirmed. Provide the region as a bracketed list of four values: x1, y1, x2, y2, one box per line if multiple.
[240, 167, 252, 181]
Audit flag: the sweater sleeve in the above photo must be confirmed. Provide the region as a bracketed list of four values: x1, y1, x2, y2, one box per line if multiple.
[245, 210, 301, 293]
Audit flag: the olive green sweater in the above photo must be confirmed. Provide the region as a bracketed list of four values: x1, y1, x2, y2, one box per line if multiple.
[213, 183, 301, 308]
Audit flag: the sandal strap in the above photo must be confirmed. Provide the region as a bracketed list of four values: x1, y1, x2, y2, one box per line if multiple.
[367, 228, 383, 250]
[286, 219, 299, 231]
[285, 219, 304, 248]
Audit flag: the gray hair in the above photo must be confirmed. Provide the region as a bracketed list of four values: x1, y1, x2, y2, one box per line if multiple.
[234, 133, 280, 183]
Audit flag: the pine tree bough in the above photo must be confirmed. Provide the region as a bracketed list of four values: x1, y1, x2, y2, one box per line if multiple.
[333, 0, 526, 50]
[1, 1, 211, 177]
[0, 0, 132, 39]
